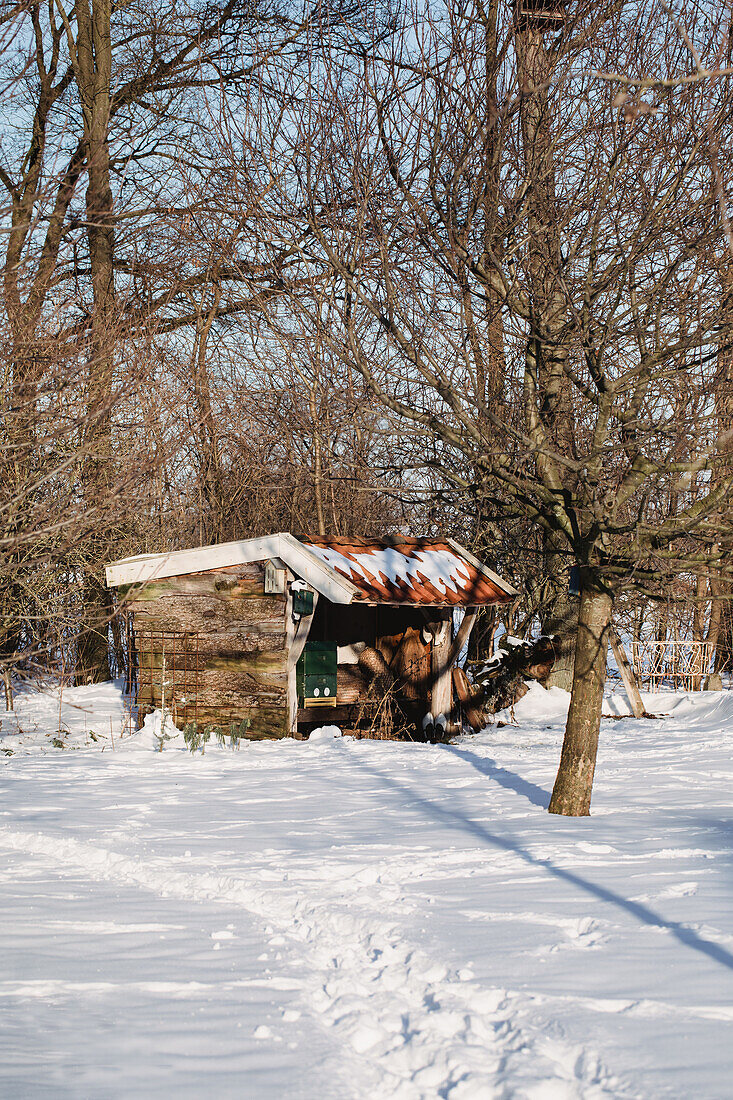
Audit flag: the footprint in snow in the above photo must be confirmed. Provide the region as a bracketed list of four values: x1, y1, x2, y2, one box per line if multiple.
[658, 881, 698, 899]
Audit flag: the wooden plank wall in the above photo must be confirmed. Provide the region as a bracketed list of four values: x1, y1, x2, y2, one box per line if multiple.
[123, 562, 289, 739]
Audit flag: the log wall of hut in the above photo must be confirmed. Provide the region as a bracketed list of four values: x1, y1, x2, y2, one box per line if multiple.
[122, 562, 289, 739]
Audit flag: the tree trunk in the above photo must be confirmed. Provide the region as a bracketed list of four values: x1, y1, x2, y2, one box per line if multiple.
[690, 572, 707, 690]
[468, 0, 505, 582]
[191, 285, 226, 542]
[548, 584, 613, 817]
[76, 574, 111, 683]
[516, 14, 577, 684]
[715, 598, 733, 678]
[703, 573, 723, 689]
[542, 537, 578, 691]
[309, 380, 327, 536]
[74, 0, 115, 683]
[711, 299, 733, 678]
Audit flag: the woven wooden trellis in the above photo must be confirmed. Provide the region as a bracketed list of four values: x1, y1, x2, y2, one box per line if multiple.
[632, 639, 714, 692]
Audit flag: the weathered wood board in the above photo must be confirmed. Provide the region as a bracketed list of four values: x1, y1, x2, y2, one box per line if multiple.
[126, 562, 289, 739]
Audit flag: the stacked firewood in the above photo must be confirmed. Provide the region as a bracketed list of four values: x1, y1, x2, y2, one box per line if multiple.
[357, 626, 434, 739]
[355, 629, 562, 738]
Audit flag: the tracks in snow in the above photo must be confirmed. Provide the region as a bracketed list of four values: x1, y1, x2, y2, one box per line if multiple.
[0, 827, 627, 1099]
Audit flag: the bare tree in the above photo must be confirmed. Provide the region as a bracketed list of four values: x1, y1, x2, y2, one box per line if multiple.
[0, 0, 369, 680]
[240, 0, 733, 813]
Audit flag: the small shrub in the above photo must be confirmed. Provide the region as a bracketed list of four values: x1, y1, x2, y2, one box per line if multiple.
[183, 721, 210, 753]
[183, 718, 251, 753]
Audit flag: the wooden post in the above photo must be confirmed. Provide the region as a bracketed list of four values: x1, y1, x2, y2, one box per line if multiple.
[2, 669, 12, 711]
[608, 627, 646, 719]
[426, 610, 478, 732]
[445, 608, 478, 669]
[286, 586, 318, 737]
[430, 616, 453, 721]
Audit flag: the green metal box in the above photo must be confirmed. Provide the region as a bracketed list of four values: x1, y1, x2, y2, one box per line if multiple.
[296, 640, 337, 707]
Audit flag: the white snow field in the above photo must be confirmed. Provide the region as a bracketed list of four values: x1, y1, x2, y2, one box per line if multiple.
[1, 682, 732, 1099]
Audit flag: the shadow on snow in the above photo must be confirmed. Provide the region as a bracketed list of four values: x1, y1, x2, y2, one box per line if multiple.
[339, 743, 733, 973]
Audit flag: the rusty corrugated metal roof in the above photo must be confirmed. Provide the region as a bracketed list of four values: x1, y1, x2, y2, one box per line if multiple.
[302, 537, 514, 606]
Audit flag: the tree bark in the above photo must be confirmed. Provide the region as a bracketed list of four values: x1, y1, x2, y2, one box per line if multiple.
[73, 0, 115, 682]
[309, 380, 327, 536]
[516, 14, 578, 684]
[690, 572, 707, 690]
[711, 297, 733, 677]
[549, 584, 613, 817]
[542, 538, 578, 691]
[191, 285, 226, 542]
[703, 573, 724, 689]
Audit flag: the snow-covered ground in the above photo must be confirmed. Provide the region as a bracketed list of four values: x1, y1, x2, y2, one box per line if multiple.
[1, 681, 732, 1099]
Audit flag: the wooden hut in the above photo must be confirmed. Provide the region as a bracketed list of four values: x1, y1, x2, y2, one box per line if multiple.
[105, 534, 517, 739]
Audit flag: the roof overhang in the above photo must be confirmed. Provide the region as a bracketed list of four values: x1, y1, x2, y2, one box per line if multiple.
[444, 538, 519, 600]
[106, 533, 518, 607]
[105, 533, 361, 605]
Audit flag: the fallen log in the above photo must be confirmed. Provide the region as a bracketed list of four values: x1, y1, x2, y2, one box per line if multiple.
[469, 635, 562, 720]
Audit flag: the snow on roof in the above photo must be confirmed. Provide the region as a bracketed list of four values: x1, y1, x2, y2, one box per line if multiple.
[302, 537, 515, 606]
[106, 533, 516, 606]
